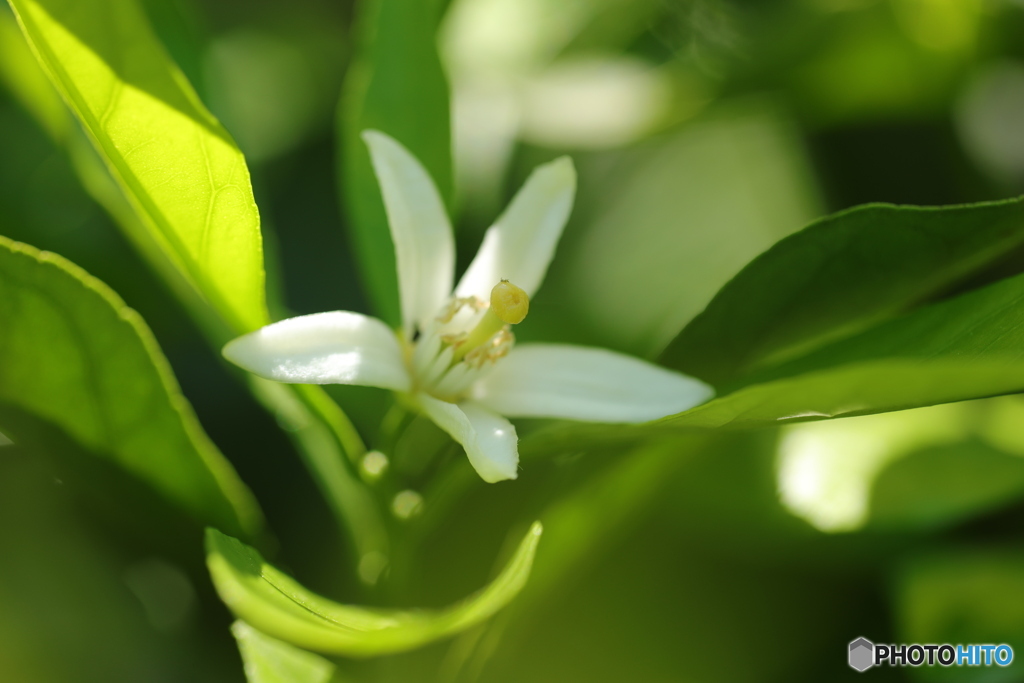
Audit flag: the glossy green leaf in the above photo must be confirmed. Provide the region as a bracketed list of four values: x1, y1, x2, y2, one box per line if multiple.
[8, 0, 269, 333]
[232, 621, 336, 683]
[206, 522, 542, 656]
[338, 0, 452, 325]
[662, 198, 1024, 387]
[0, 236, 261, 539]
[665, 265, 1024, 429]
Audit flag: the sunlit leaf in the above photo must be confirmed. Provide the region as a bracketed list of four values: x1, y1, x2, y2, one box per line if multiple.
[206, 522, 542, 656]
[0, 236, 261, 538]
[0, 9, 233, 344]
[8, 0, 268, 333]
[338, 0, 451, 325]
[662, 198, 1024, 387]
[232, 621, 336, 683]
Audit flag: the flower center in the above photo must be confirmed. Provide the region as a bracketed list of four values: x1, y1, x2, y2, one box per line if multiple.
[407, 281, 530, 401]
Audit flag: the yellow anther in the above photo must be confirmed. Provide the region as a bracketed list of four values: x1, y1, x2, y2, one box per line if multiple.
[464, 328, 514, 368]
[490, 280, 529, 325]
[440, 331, 468, 346]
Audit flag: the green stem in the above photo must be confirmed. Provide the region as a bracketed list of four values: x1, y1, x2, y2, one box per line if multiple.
[378, 401, 410, 455]
[251, 379, 389, 584]
[294, 384, 367, 463]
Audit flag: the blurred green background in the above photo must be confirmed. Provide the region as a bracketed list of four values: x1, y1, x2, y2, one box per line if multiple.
[3, 0, 1024, 681]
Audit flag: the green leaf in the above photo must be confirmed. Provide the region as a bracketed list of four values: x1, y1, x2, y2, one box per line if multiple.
[338, 0, 452, 326]
[869, 441, 1024, 532]
[206, 522, 542, 656]
[232, 621, 336, 683]
[8, 0, 269, 333]
[665, 265, 1024, 429]
[662, 198, 1024, 387]
[0, 7, 373, 565]
[0, 235, 261, 538]
[0, 9, 234, 344]
[0, 7, 66, 140]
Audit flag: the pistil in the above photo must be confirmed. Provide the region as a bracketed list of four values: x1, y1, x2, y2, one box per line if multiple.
[452, 280, 530, 363]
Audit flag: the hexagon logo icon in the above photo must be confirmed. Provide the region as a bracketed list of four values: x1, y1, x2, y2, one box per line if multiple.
[849, 637, 875, 672]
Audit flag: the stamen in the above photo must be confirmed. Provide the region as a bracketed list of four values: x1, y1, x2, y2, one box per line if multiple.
[464, 328, 514, 369]
[440, 331, 468, 346]
[435, 296, 486, 324]
[435, 298, 464, 324]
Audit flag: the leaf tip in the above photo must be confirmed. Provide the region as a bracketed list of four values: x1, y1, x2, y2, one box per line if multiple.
[204, 526, 226, 552]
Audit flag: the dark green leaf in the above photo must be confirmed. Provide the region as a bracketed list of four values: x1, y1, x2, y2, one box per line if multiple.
[662, 198, 1024, 387]
[665, 266, 1024, 428]
[0, 236, 261, 538]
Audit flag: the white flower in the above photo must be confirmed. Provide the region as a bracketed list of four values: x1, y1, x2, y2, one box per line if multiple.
[223, 131, 713, 483]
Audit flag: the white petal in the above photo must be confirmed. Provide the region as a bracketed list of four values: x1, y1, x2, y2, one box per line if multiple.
[454, 156, 575, 301]
[417, 395, 519, 483]
[472, 344, 714, 422]
[223, 311, 410, 390]
[363, 130, 455, 336]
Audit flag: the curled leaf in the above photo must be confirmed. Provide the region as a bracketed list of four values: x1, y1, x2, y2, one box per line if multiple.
[207, 523, 543, 656]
